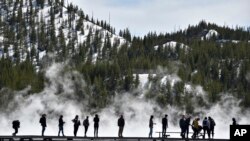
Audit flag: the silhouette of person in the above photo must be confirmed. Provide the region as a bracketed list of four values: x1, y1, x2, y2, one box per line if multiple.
[58, 115, 65, 136]
[191, 118, 200, 139]
[39, 114, 47, 136]
[232, 118, 238, 125]
[72, 115, 81, 137]
[202, 117, 210, 139]
[208, 116, 216, 138]
[118, 115, 125, 137]
[93, 114, 100, 137]
[83, 116, 89, 137]
[149, 115, 156, 138]
[185, 115, 191, 138]
[162, 114, 168, 137]
[12, 120, 20, 136]
[179, 115, 186, 139]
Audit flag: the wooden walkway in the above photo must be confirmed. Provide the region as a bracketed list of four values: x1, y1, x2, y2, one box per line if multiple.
[0, 136, 229, 141]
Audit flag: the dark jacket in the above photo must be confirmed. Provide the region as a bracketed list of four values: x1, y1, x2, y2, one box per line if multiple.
[185, 117, 191, 129]
[179, 118, 185, 129]
[40, 117, 46, 127]
[149, 118, 153, 128]
[83, 119, 89, 127]
[12, 120, 20, 128]
[209, 118, 216, 128]
[233, 121, 237, 125]
[59, 118, 64, 127]
[118, 117, 125, 127]
[162, 117, 168, 127]
[72, 119, 81, 127]
[94, 117, 99, 127]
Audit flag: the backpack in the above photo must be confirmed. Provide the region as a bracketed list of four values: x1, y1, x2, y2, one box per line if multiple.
[83, 119, 88, 126]
[39, 118, 42, 124]
[203, 120, 208, 127]
[211, 119, 216, 126]
[12, 120, 20, 128]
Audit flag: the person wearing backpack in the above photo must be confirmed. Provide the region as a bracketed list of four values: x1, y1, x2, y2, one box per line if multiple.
[191, 118, 200, 139]
[72, 115, 81, 137]
[202, 117, 210, 139]
[58, 115, 65, 136]
[12, 120, 20, 136]
[39, 114, 47, 136]
[208, 116, 216, 138]
[83, 116, 89, 137]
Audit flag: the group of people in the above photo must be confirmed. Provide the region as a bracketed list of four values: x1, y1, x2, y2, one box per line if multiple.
[179, 115, 216, 139]
[181, 116, 216, 139]
[148, 114, 169, 138]
[40, 114, 100, 137]
[149, 114, 239, 139]
[11, 113, 238, 139]
[12, 114, 125, 138]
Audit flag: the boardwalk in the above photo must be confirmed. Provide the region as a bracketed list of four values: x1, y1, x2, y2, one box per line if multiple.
[0, 136, 229, 141]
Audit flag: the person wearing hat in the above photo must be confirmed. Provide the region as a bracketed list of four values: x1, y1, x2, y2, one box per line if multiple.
[39, 114, 47, 136]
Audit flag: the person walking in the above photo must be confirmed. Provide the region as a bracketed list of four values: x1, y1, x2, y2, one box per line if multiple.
[179, 115, 186, 139]
[83, 116, 89, 137]
[94, 114, 100, 137]
[202, 117, 210, 139]
[162, 114, 168, 137]
[149, 115, 156, 138]
[72, 115, 81, 137]
[12, 120, 20, 136]
[208, 116, 216, 138]
[58, 115, 65, 136]
[118, 115, 125, 137]
[185, 115, 191, 138]
[39, 114, 47, 136]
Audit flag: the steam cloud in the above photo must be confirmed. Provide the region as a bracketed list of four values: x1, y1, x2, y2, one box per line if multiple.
[0, 63, 249, 139]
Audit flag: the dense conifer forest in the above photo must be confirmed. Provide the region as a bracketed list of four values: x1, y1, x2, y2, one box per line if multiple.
[0, 0, 250, 112]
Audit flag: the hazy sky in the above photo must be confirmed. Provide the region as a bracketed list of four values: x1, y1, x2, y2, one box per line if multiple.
[69, 0, 250, 36]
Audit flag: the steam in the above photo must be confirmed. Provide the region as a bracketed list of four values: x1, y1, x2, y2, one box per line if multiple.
[0, 63, 249, 139]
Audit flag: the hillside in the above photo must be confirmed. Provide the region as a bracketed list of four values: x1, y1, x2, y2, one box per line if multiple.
[0, 0, 250, 112]
[0, 0, 127, 63]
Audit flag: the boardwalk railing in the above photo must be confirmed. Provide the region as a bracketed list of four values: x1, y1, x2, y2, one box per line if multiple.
[156, 131, 215, 139]
[0, 136, 229, 141]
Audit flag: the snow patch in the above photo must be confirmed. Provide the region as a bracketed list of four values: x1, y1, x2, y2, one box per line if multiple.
[184, 84, 192, 93]
[39, 51, 46, 60]
[206, 29, 219, 40]
[160, 74, 181, 87]
[134, 74, 149, 89]
[154, 41, 188, 51]
[232, 40, 240, 44]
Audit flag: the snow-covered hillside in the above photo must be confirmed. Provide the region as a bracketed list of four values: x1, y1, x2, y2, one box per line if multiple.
[154, 41, 189, 51]
[0, 0, 127, 69]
